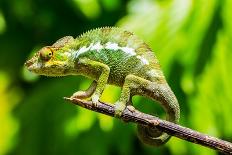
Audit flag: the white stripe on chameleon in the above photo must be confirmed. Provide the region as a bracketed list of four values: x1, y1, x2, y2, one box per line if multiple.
[74, 41, 137, 58]
[74, 43, 95, 58]
[136, 55, 149, 65]
[90, 42, 103, 51]
[105, 42, 136, 56]
[75, 45, 91, 57]
[105, 42, 118, 50]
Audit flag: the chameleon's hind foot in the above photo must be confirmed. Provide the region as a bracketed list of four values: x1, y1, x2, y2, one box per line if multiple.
[114, 101, 126, 117]
[91, 94, 100, 107]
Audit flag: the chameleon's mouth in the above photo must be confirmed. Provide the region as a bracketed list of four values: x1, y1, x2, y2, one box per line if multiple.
[25, 52, 40, 70]
[24, 59, 38, 72]
[24, 59, 64, 76]
[25, 59, 44, 75]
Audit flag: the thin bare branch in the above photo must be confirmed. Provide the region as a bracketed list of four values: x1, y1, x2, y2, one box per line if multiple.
[64, 97, 232, 154]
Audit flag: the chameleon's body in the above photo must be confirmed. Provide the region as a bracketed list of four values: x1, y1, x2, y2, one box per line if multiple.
[25, 27, 180, 146]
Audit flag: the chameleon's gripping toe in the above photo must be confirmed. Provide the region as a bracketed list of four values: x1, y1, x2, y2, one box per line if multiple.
[91, 94, 100, 107]
[114, 101, 126, 117]
[71, 81, 98, 105]
[71, 92, 100, 107]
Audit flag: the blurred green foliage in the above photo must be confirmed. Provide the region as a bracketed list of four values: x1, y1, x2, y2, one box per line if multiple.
[0, 0, 231, 155]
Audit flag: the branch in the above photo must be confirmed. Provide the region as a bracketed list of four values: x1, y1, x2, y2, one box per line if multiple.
[64, 97, 232, 154]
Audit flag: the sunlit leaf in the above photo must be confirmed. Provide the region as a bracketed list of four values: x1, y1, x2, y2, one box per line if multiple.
[0, 72, 21, 155]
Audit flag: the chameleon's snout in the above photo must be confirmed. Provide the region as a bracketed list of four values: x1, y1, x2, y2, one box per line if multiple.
[24, 56, 39, 72]
[24, 59, 33, 68]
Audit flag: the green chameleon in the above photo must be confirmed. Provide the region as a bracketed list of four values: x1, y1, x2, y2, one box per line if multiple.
[25, 27, 180, 146]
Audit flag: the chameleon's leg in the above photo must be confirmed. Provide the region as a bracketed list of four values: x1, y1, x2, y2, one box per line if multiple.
[71, 81, 97, 99]
[78, 58, 110, 106]
[115, 74, 180, 146]
[115, 74, 149, 117]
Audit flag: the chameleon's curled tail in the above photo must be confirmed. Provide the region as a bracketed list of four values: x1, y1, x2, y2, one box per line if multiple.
[137, 83, 180, 146]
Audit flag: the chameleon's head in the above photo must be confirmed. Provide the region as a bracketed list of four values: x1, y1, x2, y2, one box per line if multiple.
[25, 36, 75, 76]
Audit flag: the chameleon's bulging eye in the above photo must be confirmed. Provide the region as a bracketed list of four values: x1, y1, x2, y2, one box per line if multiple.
[40, 47, 53, 61]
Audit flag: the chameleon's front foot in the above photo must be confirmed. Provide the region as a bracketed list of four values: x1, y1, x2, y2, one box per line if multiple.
[71, 91, 89, 99]
[71, 81, 97, 100]
[71, 91, 100, 107]
[114, 101, 126, 117]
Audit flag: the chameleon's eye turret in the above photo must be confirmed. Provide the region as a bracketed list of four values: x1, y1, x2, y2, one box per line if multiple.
[40, 47, 53, 61]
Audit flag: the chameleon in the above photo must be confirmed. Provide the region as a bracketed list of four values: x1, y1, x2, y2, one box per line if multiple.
[25, 27, 180, 146]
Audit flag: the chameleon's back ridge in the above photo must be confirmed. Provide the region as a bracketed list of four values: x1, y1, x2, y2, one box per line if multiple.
[25, 27, 180, 147]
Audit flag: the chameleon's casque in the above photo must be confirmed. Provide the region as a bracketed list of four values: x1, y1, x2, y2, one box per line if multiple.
[25, 27, 180, 146]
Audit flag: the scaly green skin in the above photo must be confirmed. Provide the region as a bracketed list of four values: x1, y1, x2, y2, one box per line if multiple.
[25, 27, 180, 146]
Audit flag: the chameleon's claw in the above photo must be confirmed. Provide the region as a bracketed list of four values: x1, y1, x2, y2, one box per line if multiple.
[114, 101, 126, 117]
[91, 94, 100, 107]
